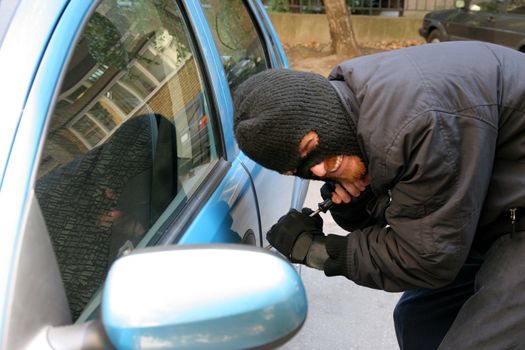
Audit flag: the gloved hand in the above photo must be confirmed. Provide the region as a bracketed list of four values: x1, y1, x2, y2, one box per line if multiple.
[323, 234, 349, 277]
[267, 208, 328, 268]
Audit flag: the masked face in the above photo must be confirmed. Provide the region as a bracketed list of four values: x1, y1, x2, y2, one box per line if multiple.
[309, 155, 367, 183]
[233, 69, 364, 176]
[291, 125, 363, 180]
[288, 131, 367, 184]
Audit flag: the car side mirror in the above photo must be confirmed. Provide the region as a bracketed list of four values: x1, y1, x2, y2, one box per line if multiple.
[102, 244, 308, 349]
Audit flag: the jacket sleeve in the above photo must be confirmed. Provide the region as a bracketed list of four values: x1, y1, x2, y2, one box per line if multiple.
[324, 111, 498, 291]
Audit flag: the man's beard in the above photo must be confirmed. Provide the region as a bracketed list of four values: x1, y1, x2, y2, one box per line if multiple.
[333, 155, 367, 183]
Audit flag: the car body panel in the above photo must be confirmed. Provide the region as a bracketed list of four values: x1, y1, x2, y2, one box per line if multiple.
[102, 245, 307, 350]
[249, 0, 309, 215]
[0, 0, 90, 341]
[175, 158, 259, 245]
[231, 0, 308, 235]
[0, 0, 68, 186]
[419, 0, 525, 51]
[492, 12, 525, 48]
[0, 0, 309, 348]
[186, 0, 308, 237]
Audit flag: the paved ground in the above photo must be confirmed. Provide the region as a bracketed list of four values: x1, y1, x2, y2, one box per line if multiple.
[280, 180, 401, 350]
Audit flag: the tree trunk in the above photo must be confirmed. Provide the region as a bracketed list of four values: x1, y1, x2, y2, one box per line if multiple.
[290, 0, 301, 12]
[323, 0, 361, 56]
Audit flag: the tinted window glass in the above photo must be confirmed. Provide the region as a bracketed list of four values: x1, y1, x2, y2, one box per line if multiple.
[200, 0, 270, 92]
[35, 0, 218, 320]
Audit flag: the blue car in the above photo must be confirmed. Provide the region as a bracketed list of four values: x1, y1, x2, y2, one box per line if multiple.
[0, 0, 309, 348]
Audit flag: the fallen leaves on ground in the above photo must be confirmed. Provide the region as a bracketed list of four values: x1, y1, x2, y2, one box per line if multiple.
[361, 39, 425, 51]
[285, 39, 425, 76]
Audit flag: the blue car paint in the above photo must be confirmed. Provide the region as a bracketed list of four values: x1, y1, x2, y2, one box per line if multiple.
[175, 1, 263, 245]
[248, 0, 311, 212]
[185, 0, 299, 241]
[177, 160, 252, 245]
[0, 0, 91, 338]
[102, 246, 307, 350]
[0, 0, 309, 347]
[0, 0, 70, 188]
[106, 274, 306, 350]
[187, 1, 305, 217]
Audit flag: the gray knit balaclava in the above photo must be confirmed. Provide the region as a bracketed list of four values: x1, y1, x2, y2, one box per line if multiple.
[233, 69, 362, 179]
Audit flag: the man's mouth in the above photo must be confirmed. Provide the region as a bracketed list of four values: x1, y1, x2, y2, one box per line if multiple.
[325, 155, 343, 173]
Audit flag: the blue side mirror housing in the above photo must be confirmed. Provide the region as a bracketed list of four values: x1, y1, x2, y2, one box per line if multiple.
[102, 244, 307, 350]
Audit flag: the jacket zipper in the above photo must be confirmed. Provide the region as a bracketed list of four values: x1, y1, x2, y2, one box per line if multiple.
[510, 208, 517, 238]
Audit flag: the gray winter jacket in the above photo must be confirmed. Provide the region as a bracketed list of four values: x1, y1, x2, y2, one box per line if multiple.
[323, 42, 525, 291]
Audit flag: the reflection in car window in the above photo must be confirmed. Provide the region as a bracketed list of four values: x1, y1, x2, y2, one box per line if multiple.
[469, 0, 501, 11]
[200, 0, 270, 92]
[507, 0, 525, 13]
[34, 0, 218, 321]
[470, 0, 525, 12]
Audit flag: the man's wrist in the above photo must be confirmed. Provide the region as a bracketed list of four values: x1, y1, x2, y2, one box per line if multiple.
[290, 232, 314, 262]
[323, 234, 350, 277]
[305, 235, 328, 270]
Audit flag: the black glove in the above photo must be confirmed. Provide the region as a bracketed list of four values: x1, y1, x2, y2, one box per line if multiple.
[267, 208, 325, 264]
[305, 235, 329, 270]
[323, 234, 350, 277]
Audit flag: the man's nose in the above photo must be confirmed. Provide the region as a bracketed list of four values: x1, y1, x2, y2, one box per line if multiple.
[310, 162, 326, 177]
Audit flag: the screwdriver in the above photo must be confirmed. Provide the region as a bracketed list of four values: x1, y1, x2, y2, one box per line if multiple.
[309, 198, 334, 217]
[264, 198, 334, 250]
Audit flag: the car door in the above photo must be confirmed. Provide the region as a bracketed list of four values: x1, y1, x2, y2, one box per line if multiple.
[492, 0, 525, 50]
[198, 0, 310, 242]
[447, 0, 501, 41]
[0, 0, 291, 347]
[245, 0, 310, 236]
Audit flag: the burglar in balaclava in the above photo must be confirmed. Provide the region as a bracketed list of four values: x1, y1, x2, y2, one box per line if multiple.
[233, 42, 525, 350]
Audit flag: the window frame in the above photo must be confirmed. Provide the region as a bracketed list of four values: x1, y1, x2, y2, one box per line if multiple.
[250, 0, 290, 68]
[144, 0, 231, 244]
[243, 0, 280, 68]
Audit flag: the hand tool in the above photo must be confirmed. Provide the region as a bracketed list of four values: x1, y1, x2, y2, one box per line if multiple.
[308, 198, 334, 217]
[264, 198, 334, 250]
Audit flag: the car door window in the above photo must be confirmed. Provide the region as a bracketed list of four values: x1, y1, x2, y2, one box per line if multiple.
[200, 0, 270, 92]
[34, 0, 219, 321]
[469, 0, 501, 11]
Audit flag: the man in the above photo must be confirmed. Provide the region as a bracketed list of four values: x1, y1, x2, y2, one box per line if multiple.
[233, 42, 525, 349]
